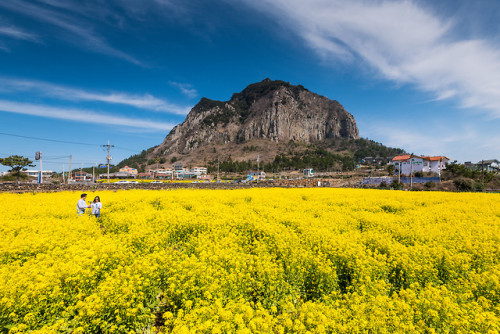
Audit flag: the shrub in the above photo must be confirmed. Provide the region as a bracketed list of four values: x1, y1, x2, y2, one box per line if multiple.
[474, 182, 485, 192]
[453, 178, 474, 191]
[390, 180, 404, 190]
[424, 181, 436, 189]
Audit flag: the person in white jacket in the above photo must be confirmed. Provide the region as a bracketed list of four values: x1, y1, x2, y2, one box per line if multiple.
[91, 196, 102, 218]
[77, 193, 90, 216]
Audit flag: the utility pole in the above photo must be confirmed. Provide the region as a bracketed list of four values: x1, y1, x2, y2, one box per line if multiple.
[398, 161, 401, 184]
[155, 157, 160, 180]
[439, 157, 442, 182]
[62, 163, 65, 184]
[101, 140, 114, 183]
[217, 158, 220, 182]
[40, 152, 43, 184]
[92, 163, 96, 183]
[257, 154, 260, 183]
[481, 160, 484, 184]
[68, 155, 72, 184]
[410, 155, 413, 189]
[35, 151, 42, 184]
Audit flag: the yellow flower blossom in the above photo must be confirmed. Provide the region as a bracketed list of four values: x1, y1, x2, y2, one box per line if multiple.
[0, 189, 498, 333]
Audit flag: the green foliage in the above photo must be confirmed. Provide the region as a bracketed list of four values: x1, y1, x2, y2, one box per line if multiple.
[207, 160, 256, 174]
[230, 79, 306, 122]
[170, 157, 178, 163]
[386, 164, 395, 176]
[242, 145, 258, 152]
[453, 178, 474, 192]
[424, 181, 436, 189]
[202, 106, 235, 126]
[1, 173, 28, 181]
[352, 138, 406, 161]
[443, 162, 495, 183]
[390, 180, 404, 190]
[209, 147, 358, 174]
[193, 97, 226, 112]
[474, 182, 485, 192]
[0, 155, 35, 182]
[414, 171, 424, 178]
[269, 148, 356, 172]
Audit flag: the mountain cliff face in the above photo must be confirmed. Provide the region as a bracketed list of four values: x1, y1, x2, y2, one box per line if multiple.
[153, 79, 359, 162]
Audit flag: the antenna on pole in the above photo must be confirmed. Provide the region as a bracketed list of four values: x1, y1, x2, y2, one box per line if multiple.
[101, 140, 115, 183]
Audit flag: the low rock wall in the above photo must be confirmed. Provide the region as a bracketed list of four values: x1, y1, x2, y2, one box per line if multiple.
[0, 179, 342, 193]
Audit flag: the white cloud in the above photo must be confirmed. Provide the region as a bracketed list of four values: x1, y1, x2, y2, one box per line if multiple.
[0, 99, 175, 131]
[243, 0, 500, 118]
[0, 78, 191, 115]
[169, 82, 198, 99]
[0, 26, 38, 41]
[0, 0, 142, 65]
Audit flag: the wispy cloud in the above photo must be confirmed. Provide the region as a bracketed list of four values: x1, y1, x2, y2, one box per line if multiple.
[0, 0, 142, 65]
[242, 0, 500, 119]
[0, 99, 175, 131]
[0, 26, 38, 41]
[0, 78, 191, 115]
[169, 81, 198, 99]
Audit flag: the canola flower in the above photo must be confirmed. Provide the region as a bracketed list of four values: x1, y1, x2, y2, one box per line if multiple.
[0, 188, 499, 333]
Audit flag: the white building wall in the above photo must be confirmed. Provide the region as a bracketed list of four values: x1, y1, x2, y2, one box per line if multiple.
[25, 170, 53, 177]
[393, 158, 424, 175]
[422, 159, 431, 173]
[192, 167, 207, 175]
[429, 159, 449, 174]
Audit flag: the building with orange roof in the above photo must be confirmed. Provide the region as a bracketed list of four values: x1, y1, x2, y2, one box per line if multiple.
[119, 166, 138, 175]
[391, 155, 450, 176]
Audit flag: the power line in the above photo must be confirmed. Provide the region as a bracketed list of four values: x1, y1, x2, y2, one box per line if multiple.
[0, 132, 97, 146]
[0, 132, 143, 153]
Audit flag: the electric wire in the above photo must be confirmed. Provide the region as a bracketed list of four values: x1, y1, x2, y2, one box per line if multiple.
[0, 132, 143, 153]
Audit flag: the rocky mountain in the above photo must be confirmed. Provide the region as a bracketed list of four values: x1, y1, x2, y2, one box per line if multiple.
[150, 79, 359, 165]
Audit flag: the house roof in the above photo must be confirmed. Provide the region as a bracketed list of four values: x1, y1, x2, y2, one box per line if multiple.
[392, 155, 422, 161]
[393, 155, 450, 162]
[422, 156, 450, 161]
[120, 166, 137, 170]
[477, 159, 500, 164]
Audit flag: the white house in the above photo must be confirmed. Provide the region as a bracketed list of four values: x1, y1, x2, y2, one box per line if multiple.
[392, 155, 424, 175]
[422, 156, 450, 174]
[392, 155, 449, 176]
[248, 171, 266, 181]
[465, 159, 500, 173]
[303, 168, 315, 177]
[191, 166, 207, 176]
[25, 170, 54, 178]
[153, 168, 173, 179]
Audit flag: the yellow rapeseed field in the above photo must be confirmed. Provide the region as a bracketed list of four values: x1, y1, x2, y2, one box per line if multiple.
[0, 188, 499, 333]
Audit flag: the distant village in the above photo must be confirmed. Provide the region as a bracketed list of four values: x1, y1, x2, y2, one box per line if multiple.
[4, 155, 499, 184]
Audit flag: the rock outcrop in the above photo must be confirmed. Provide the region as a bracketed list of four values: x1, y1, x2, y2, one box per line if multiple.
[153, 79, 359, 163]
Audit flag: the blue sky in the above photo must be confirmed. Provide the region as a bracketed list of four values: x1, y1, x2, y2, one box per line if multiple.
[1, 0, 499, 172]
